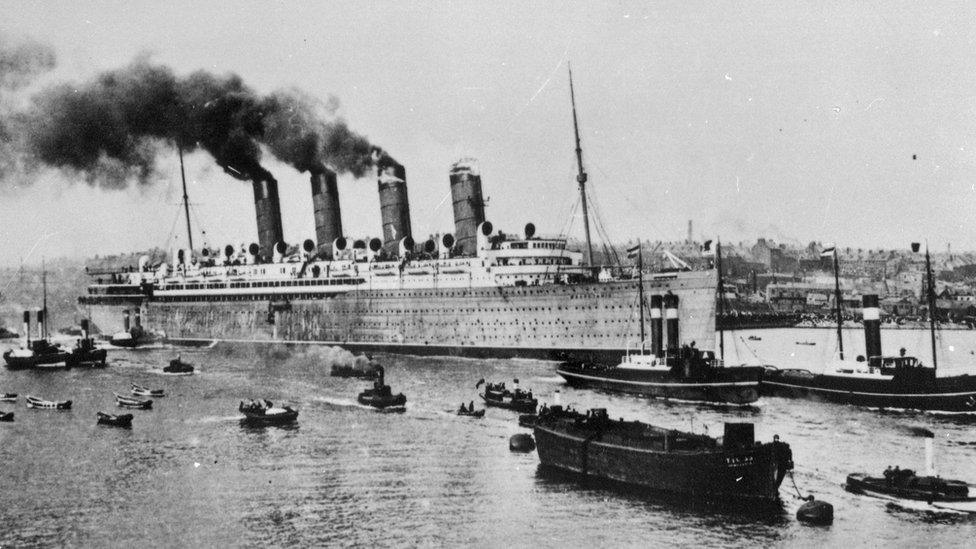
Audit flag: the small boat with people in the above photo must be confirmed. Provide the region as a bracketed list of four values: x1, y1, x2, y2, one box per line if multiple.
[457, 401, 485, 418]
[356, 365, 407, 410]
[96, 412, 133, 428]
[114, 393, 153, 409]
[25, 395, 72, 410]
[163, 356, 194, 375]
[0, 411, 13, 422]
[239, 399, 299, 425]
[0, 393, 17, 402]
[130, 383, 165, 397]
[533, 405, 794, 501]
[478, 380, 538, 413]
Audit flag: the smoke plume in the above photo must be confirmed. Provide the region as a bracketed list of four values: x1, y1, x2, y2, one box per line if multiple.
[7, 53, 394, 188]
[0, 33, 57, 180]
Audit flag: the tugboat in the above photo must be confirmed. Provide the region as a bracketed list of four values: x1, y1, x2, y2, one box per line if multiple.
[557, 243, 763, 405]
[108, 309, 159, 348]
[762, 244, 976, 412]
[163, 355, 194, 375]
[845, 430, 976, 513]
[66, 319, 107, 367]
[356, 366, 407, 410]
[239, 399, 299, 425]
[4, 309, 71, 369]
[534, 405, 793, 501]
[480, 380, 538, 413]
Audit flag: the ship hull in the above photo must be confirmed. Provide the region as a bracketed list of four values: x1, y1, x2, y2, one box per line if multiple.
[557, 364, 762, 404]
[81, 273, 717, 362]
[761, 369, 976, 412]
[533, 423, 786, 501]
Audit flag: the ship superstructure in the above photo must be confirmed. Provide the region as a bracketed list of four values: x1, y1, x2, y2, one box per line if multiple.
[79, 72, 717, 363]
[80, 156, 716, 362]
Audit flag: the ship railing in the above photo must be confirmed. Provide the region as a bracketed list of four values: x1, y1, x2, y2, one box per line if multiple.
[624, 339, 654, 359]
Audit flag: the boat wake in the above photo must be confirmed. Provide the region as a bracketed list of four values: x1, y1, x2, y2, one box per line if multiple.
[530, 376, 565, 384]
[313, 395, 404, 413]
[186, 415, 241, 424]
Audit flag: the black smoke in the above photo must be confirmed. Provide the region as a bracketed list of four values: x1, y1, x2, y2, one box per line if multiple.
[0, 33, 56, 90]
[0, 33, 57, 179]
[10, 54, 394, 188]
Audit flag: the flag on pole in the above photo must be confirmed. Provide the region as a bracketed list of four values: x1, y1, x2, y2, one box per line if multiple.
[820, 246, 836, 257]
[627, 244, 642, 259]
[700, 240, 714, 256]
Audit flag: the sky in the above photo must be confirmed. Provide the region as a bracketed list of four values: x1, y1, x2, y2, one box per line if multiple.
[2, 1, 976, 266]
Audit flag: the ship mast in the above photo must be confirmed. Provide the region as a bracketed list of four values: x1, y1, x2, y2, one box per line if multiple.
[716, 240, 724, 361]
[832, 248, 844, 360]
[925, 245, 938, 371]
[178, 144, 195, 252]
[637, 241, 646, 346]
[568, 64, 594, 268]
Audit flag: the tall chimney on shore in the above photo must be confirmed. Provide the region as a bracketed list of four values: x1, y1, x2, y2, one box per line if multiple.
[449, 159, 486, 256]
[862, 294, 882, 359]
[311, 166, 342, 259]
[252, 174, 284, 262]
[378, 161, 412, 255]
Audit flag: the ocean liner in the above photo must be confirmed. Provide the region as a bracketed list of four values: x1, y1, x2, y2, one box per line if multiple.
[78, 74, 718, 363]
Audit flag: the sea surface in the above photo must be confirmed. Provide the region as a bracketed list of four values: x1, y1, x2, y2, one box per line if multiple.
[1, 328, 975, 548]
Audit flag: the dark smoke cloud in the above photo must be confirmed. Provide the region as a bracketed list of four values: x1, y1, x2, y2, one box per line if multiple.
[10, 55, 394, 188]
[0, 33, 56, 90]
[0, 33, 57, 180]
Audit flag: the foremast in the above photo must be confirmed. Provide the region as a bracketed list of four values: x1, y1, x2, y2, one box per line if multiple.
[568, 64, 594, 269]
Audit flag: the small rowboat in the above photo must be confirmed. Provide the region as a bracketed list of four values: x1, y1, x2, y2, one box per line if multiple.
[114, 393, 153, 409]
[25, 395, 72, 410]
[97, 412, 133, 428]
[0, 411, 13, 422]
[0, 393, 17, 402]
[457, 408, 485, 418]
[131, 383, 165, 397]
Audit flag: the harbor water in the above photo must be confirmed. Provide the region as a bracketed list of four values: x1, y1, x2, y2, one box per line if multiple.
[1, 328, 975, 547]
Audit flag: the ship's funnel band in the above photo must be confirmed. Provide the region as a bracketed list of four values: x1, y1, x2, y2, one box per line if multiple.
[862, 294, 882, 359]
[378, 163, 412, 255]
[665, 309, 678, 320]
[311, 169, 342, 259]
[650, 309, 662, 319]
[252, 175, 285, 261]
[450, 159, 487, 256]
